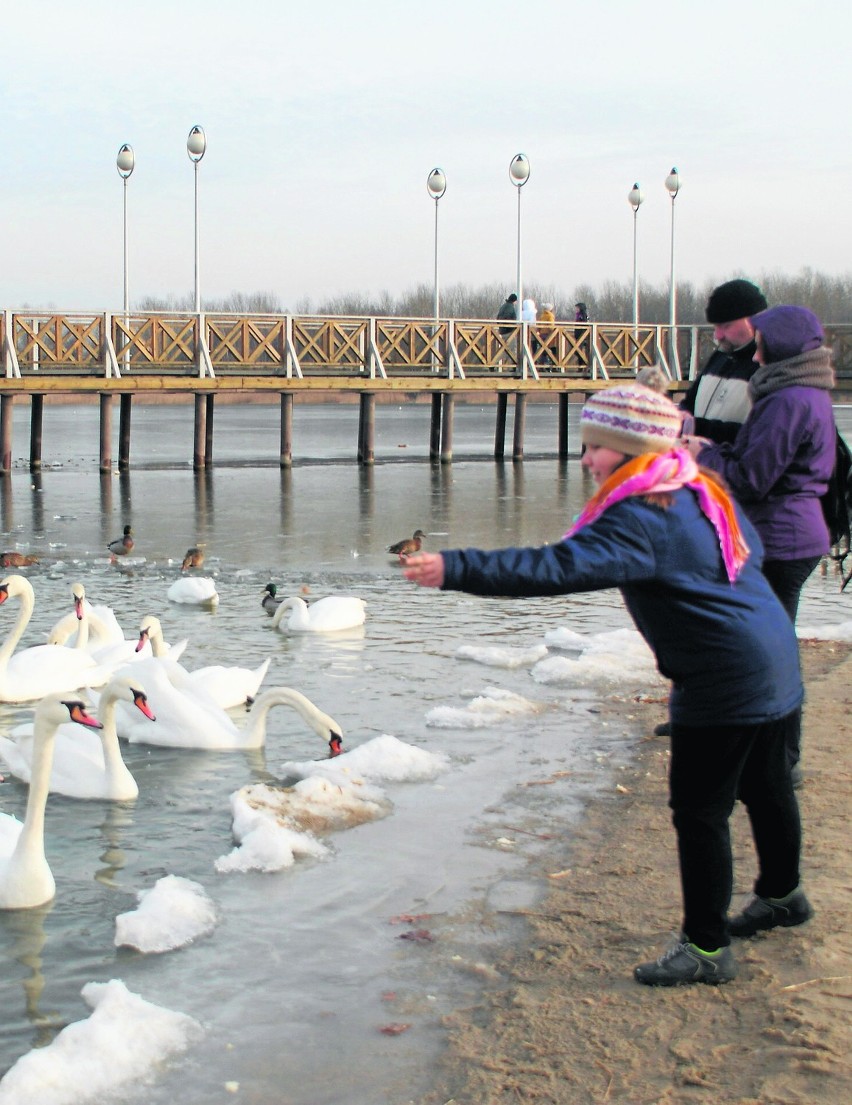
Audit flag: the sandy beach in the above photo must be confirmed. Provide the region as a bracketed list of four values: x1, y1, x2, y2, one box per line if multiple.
[419, 638, 852, 1105]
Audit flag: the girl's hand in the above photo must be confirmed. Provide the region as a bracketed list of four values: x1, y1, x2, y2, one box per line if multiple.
[403, 553, 445, 589]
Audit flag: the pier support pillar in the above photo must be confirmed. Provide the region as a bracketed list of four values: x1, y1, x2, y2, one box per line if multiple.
[205, 394, 214, 465]
[193, 393, 207, 470]
[29, 395, 44, 472]
[280, 393, 293, 468]
[558, 393, 569, 458]
[119, 394, 132, 470]
[441, 393, 454, 464]
[512, 392, 526, 462]
[0, 395, 13, 473]
[99, 393, 113, 473]
[494, 393, 508, 460]
[358, 393, 375, 466]
[429, 393, 442, 460]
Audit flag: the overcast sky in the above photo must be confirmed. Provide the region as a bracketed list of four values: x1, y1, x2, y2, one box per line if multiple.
[1, 0, 850, 312]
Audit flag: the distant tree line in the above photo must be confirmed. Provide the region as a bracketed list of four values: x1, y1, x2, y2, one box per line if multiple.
[139, 267, 852, 323]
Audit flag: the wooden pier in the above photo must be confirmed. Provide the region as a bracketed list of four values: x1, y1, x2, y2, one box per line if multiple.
[2, 309, 851, 471]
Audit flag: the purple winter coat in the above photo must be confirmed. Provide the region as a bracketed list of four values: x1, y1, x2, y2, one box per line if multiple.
[698, 372, 835, 561]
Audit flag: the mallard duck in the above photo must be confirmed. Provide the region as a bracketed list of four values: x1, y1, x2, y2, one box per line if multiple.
[387, 529, 426, 559]
[261, 582, 284, 616]
[181, 545, 205, 570]
[0, 552, 38, 568]
[107, 525, 134, 558]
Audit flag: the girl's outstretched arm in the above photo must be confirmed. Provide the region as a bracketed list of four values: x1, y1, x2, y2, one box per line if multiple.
[403, 552, 445, 589]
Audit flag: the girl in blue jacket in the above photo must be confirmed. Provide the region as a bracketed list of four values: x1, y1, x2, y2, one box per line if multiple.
[404, 382, 811, 987]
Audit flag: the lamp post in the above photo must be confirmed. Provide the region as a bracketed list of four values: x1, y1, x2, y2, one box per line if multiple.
[426, 168, 446, 321]
[116, 144, 135, 315]
[628, 182, 643, 330]
[186, 125, 207, 313]
[665, 166, 680, 375]
[509, 153, 531, 321]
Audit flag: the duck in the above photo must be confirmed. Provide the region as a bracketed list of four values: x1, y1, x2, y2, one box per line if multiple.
[0, 552, 38, 568]
[0, 695, 103, 909]
[271, 595, 366, 634]
[387, 529, 426, 559]
[0, 575, 114, 702]
[261, 582, 284, 616]
[107, 525, 134, 559]
[0, 676, 155, 801]
[166, 576, 219, 606]
[136, 614, 268, 710]
[181, 545, 205, 570]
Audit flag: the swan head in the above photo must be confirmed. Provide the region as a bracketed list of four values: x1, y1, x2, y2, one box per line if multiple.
[328, 730, 344, 758]
[137, 615, 163, 653]
[0, 574, 33, 604]
[106, 676, 156, 720]
[36, 695, 103, 731]
[71, 582, 86, 619]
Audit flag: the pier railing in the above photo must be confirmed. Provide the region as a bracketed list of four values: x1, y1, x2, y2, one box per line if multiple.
[5, 309, 852, 384]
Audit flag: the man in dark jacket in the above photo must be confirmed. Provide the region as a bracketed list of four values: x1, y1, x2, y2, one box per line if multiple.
[681, 278, 768, 444]
[496, 293, 518, 336]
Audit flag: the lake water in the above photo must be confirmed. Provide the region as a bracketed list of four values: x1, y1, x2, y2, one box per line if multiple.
[0, 401, 850, 1105]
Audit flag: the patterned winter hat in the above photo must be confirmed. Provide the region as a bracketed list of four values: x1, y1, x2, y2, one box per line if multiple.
[581, 383, 683, 456]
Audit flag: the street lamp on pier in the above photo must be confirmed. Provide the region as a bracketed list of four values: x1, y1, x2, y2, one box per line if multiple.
[186, 125, 207, 313]
[628, 182, 643, 331]
[426, 168, 446, 321]
[665, 166, 681, 376]
[509, 153, 531, 323]
[116, 144, 135, 315]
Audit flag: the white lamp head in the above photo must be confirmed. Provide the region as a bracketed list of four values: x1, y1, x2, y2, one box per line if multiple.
[665, 167, 680, 198]
[426, 168, 446, 200]
[186, 125, 207, 163]
[116, 144, 135, 179]
[509, 153, 531, 188]
[628, 183, 643, 212]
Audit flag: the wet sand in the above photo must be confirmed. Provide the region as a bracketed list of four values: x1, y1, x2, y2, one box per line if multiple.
[419, 638, 852, 1105]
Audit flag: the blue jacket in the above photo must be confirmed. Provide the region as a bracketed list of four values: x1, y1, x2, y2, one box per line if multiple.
[441, 490, 802, 727]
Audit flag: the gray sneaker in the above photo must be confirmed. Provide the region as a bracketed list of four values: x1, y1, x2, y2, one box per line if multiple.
[727, 887, 813, 938]
[634, 940, 737, 986]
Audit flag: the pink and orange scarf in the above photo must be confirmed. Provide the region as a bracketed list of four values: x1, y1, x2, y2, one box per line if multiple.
[565, 449, 750, 582]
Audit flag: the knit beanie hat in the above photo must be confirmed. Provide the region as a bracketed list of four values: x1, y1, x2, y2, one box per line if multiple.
[581, 383, 682, 456]
[705, 279, 768, 324]
[750, 305, 824, 364]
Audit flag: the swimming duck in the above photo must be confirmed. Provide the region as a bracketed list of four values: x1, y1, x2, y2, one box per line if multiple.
[0, 552, 38, 568]
[261, 583, 284, 616]
[181, 546, 205, 570]
[387, 529, 426, 559]
[107, 525, 134, 559]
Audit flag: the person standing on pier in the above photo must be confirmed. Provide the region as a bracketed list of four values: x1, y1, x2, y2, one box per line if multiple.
[403, 381, 811, 987]
[496, 293, 519, 336]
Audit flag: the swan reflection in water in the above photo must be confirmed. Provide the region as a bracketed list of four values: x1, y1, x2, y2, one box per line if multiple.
[94, 803, 136, 888]
[0, 903, 64, 1049]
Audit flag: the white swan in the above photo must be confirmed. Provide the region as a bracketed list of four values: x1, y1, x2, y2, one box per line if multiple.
[137, 614, 267, 710]
[0, 575, 114, 703]
[271, 595, 366, 634]
[116, 682, 342, 752]
[166, 577, 219, 607]
[0, 676, 155, 801]
[47, 583, 125, 650]
[0, 695, 103, 909]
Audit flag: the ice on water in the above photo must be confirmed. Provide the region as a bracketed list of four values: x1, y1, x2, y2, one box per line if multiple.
[532, 627, 660, 687]
[455, 642, 549, 667]
[114, 875, 217, 954]
[426, 685, 543, 729]
[0, 979, 202, 1105]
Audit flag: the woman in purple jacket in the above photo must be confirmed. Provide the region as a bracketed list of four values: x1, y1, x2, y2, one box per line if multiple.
[686, 305, 836, 623]
[404, 383, 811, 988]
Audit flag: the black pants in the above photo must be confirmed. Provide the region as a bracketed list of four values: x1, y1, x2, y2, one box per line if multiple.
[762, 555, 821, 623]
[668, 709, 802, 950]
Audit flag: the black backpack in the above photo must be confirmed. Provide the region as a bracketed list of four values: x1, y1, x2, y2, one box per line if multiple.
[821, 426, 852, 589]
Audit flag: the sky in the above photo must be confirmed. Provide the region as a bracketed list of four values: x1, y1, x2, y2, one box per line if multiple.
[1, 0, 851, 312]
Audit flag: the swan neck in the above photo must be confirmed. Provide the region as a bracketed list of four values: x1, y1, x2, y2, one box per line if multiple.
[0, 584, 33, 669]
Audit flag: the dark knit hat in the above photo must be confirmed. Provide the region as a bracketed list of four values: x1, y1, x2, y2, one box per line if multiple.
[750, 306, 824, 364]
[581, 383, 682, 456]
[705, 279, 768, 324]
